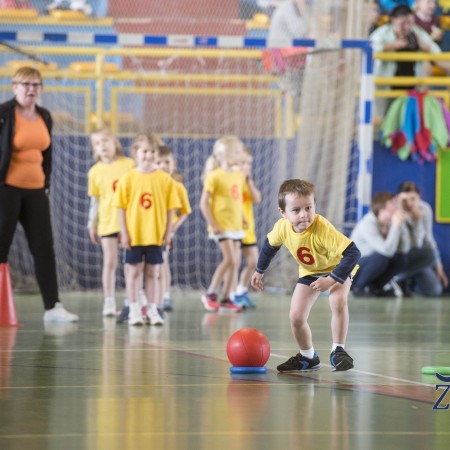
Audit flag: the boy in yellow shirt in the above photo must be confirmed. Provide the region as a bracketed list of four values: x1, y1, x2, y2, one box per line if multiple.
[156, 145, 192, 311]
[251, 179, 360, 372]
[114, 135, 180, 326]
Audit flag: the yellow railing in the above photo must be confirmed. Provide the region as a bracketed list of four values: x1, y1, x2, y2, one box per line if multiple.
[0, 46, 282, 134]
[374, 51, 450, 109]
[3, 46, 448, 133]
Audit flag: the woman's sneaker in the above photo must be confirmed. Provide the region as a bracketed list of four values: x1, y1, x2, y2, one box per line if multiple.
[277, 352, 321, 372]
[330, 346, 354, 371]
[43, 303, 79, 323]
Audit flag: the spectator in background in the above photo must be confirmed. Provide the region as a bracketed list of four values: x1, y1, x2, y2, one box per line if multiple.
[267, 0, 311, 47]
[413, 0, 450, 74]
[47, 0, 92, 16]
[395, 181, 449, 296]
[266, 0, 312, 95]
[350, 192, 409, 297]
[0, 0, 32, 7]
[414, 0, 444, 47]
[371, 5, 441, 80]
[370, 4, 441, 117]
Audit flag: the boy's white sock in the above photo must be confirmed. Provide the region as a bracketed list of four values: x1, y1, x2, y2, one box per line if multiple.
[332, 343, 345, 352]
[300, 347, 315, 359]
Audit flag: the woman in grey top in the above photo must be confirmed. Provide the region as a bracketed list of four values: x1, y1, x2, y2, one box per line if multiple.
[350, 192, 409, 297]
[395, 181, 448, 296]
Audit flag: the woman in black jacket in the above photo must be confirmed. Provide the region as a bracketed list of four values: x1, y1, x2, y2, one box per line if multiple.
[0, 67, 78, 323]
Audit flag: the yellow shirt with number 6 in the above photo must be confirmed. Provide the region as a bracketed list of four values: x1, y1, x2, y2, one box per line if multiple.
[267, 215, 358, 278]
[114, 168, 180, 246]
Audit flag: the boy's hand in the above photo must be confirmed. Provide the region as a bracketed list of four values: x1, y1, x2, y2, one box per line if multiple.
[310, 276, 336, 292]
[251, 272, 264, 291]
[120, 231, 131, 250]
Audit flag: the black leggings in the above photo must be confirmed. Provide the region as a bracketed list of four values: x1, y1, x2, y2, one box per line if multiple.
[0, 185, 59, 310]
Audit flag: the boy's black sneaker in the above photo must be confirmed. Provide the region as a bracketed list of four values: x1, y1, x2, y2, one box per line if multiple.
[277, 352, 321, 372]
[330, 346, 354, 371]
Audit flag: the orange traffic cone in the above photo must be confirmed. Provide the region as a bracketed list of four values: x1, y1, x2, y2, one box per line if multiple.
[0, 263, 18, 327]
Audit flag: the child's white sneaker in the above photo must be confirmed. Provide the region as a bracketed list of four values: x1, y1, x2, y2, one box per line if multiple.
[128, 303, 144, 326]
[102, 297, 116, 316]
[146, 304, 164, 326]
[43, 303, 79, 323]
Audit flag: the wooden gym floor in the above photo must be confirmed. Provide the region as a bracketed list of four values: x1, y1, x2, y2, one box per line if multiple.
[0, 290, 449, 450]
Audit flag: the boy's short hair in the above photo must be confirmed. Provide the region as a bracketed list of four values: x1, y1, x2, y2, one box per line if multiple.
[371, 192, 394, 216]
[157, 145, 173, 158]
[278, 179, 315, 210]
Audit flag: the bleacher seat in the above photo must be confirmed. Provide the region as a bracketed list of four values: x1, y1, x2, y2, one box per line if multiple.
[246, 13, 270, 30]
[49, 10, 90, 21]
[7, 60, 58, 71]
[69, 62, 120, 73]
[439, 15, 450, 30]
[431, 65, 447, 76]
[377, 15, 390, 27]
[0, 8, 38, 19]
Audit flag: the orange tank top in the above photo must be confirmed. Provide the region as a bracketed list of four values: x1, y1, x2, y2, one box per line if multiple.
[5, 111, 51, 189]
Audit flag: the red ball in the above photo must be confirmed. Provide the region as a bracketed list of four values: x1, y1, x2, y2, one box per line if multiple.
[226, 328, 270, 367]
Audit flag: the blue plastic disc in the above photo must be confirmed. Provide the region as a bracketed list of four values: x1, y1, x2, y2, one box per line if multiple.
[230, 366, 268, 374]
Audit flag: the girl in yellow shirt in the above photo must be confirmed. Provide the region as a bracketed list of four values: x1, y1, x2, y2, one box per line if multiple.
[234, 146, 262, 309]
[199, 136, 246, 313]
[87, 128, 135, 317]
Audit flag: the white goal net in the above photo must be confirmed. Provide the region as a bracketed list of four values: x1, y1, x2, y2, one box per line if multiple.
[0, 0, 372, 293]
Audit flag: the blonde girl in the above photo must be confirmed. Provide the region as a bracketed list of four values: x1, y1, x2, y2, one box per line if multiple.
[87, 127, 134, 316]
[234, 146, 262, 308]
[199, 135, 246, 312]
